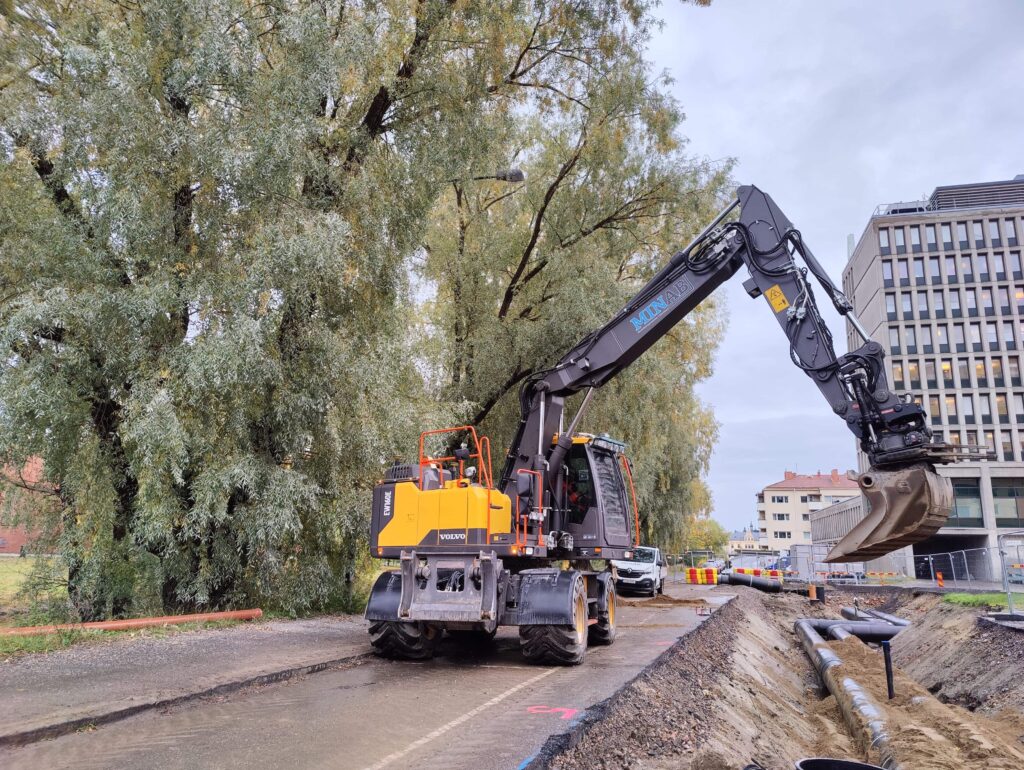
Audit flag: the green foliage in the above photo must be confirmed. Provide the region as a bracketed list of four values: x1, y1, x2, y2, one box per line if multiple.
[419, 5, 731, 552]
[0, 0, 728, 618]
[678, 517, 729, 554]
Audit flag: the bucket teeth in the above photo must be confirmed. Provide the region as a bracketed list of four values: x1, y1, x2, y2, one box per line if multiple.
[824, 463, 953, 563]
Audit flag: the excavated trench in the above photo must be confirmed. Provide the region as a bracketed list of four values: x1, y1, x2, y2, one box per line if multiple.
[543, 587, 1024, 770]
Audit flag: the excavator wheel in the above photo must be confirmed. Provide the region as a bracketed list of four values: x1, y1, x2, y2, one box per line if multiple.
[588, 580, 616, 646]
[520, 573, 588, 665]
[369, 620, 442, 660]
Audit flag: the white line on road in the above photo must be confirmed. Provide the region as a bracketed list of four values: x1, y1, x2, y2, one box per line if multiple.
[360, 668, 556, 770]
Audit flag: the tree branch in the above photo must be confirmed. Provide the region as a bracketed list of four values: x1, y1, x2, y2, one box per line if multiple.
[497, 131, 586, 319]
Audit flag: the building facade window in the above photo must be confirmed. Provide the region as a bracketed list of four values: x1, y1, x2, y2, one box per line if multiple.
[951, 478, 983, 526]
[941, 359, 954, 386]
[770, 495, 789, 503]
[992, 478, 1024, 528]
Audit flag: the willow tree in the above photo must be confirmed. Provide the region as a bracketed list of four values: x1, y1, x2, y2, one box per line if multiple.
[419, 2, 730, 551]
[3, 0, 715, 618]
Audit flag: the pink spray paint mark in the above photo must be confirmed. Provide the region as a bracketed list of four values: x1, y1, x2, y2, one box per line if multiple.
[526, 705, 580, 720]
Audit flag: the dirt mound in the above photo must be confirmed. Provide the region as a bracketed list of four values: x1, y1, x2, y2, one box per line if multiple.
[882, 592, 1024, 717]
[831, 636, 1024, 770]
[824, 588, 1024, 716]
[545, 585, 1024, 770]
[546, 588, 854, 770]
[618, 596, 708, 609]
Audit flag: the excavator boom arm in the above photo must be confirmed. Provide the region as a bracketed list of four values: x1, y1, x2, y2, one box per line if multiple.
[502, 185, 964, 562]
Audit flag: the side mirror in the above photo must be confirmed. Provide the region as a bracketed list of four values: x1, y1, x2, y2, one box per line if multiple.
[516, 473, 533, 497]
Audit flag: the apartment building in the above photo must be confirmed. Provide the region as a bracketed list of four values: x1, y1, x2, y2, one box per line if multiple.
[755, 470, 860, 553]
[841, 175, 1024, 571]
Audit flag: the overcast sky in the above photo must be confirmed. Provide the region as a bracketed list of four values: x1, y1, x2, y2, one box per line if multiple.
[647, 0, 1024, 533]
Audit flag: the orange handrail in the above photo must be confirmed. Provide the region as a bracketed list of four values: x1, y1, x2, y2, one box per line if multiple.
[619, 453, 641, 547]
[417, 425, 494, 490]
[480, 436, 494, 541]
[514, 468, 543, 548]
[417, 425, 497, 547]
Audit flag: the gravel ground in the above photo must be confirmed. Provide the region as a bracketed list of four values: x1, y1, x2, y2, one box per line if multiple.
[544, 591, 743, 769]
[544, 588, 848, 770]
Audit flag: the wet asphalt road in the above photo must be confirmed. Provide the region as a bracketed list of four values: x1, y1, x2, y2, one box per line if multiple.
[2, 585, 728, 770]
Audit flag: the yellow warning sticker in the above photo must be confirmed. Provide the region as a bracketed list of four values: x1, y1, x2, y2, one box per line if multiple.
[765, 284, 789, 312]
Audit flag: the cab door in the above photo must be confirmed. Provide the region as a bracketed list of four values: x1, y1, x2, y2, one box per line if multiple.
[589, 448, 633, 547]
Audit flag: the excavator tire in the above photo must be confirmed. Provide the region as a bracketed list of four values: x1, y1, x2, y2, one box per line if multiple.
[369, 620, 442, 660]
[520, 573, 588, 665]
[589, 580, 617, 645]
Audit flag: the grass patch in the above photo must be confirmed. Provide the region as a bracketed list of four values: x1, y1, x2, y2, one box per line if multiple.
[943, 592, 1012, 609]
[0, 557, 38, 609]
[0, 619, 242, 661]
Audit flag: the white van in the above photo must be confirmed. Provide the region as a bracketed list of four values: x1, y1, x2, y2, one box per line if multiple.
[611, 546, 668, 597]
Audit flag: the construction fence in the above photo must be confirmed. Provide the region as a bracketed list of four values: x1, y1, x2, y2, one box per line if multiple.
[786, 539, 1024, 593]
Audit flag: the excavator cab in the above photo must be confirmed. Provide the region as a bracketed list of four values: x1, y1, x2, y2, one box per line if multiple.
[558, 436, 636, 554]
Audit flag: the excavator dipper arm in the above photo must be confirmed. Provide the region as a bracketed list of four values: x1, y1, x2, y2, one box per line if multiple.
[502, 185, 966, 563]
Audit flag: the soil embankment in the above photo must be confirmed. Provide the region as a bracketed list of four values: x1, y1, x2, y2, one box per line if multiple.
[545, 587, 1024, 770]
[882, 592, 1024, 715]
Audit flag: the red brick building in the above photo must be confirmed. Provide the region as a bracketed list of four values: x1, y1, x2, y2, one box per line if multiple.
[0, 458, 45, 554]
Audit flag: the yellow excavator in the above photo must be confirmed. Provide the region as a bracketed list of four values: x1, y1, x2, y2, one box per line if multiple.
[365, 185, 975, 664]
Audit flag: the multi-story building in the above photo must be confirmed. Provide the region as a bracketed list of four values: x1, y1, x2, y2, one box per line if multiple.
[755, 470, 860, 553]
[841, 174, 1024, 574]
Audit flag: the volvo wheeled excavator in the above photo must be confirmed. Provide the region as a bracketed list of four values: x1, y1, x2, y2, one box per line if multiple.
[365, 185, 974, 665]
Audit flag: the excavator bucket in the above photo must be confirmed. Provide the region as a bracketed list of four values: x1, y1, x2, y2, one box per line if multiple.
[824, 464, 953, 563]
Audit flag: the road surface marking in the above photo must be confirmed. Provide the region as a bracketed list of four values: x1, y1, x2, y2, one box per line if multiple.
[526, 705, 579, 720]
[361, 668, 556, 770]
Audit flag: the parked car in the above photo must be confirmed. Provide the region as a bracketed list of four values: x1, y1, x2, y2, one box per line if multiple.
[612, 546, 668, 597]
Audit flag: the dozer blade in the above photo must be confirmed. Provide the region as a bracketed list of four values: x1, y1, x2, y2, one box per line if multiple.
[824, 463, 953, 563]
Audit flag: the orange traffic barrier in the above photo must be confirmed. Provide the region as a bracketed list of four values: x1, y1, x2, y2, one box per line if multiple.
[0, 608, 263, 637]
[684, 568, 718, 585]
[936, 571, 945, 588]
[735, 567, 784, 580]
[866, 570, 899, 585]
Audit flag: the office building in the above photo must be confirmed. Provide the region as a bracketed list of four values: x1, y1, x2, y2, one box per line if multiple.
[840, 175, 1024, 574]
